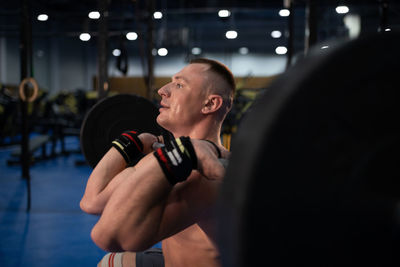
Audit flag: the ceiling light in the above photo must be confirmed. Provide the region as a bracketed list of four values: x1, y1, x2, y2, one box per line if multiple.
[321, 45, 329, 49]
[239, 47, 249, 55]
[385, 28, 391, 32]
[279, 9, 290, 17]
[191, 47, 202, 55]
[225, 30, 238, 39]
[343, 14, 361, 39]
[158, 48, 168, 56]
[153, 11, 163, 19]
[336, 6, 349, 14]
[218, 10, 231, 18]
[126, 32, 138, 40]
[88, 11, 100, 19]
[112, 49, 121, 57]
[275, 46, 287, 55]
[79, 33, 91, 41]
[37, 14, 48, 21]
[271, 30, 282, 38]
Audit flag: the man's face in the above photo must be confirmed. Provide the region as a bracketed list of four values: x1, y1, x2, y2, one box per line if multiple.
[156, 63, 210, 132]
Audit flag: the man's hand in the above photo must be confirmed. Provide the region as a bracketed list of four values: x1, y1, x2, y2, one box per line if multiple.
[191, 139, 229, 181]
[138, 133, 163, 154]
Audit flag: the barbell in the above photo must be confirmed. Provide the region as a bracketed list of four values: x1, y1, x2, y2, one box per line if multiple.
[218, 31, 400, 267]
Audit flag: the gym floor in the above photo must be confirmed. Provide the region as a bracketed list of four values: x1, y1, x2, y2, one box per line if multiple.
[0, 136, 105, 266]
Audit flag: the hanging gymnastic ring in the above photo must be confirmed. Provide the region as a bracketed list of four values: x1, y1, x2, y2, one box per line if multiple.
[19, 77, 39, 102]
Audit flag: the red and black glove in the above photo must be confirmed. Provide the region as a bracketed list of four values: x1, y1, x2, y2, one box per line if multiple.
[153, 136, 198, 185]
[111, 130, 144, 166]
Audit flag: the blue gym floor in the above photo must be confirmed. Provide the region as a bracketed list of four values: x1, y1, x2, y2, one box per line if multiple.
[0, 136, 106, 266]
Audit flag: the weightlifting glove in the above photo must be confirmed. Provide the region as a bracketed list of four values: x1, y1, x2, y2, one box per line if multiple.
[153, 136, 198, 185]
[111, 130, 144, 166]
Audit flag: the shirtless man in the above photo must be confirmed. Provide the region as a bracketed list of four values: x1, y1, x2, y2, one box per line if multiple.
[80, 58, 235, 267]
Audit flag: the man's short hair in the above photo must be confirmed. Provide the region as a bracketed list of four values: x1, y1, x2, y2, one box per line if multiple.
[189, 58, 236, 112]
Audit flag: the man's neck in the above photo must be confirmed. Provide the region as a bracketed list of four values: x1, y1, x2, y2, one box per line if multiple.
[171, 119, 222, 146]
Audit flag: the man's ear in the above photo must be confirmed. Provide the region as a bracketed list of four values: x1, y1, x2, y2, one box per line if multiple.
[202, 94, 223, 114]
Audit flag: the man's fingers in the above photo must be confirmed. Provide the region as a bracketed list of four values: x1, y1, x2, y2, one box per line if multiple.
[138, 133, 159, 154]
[198, 156, 226, 180]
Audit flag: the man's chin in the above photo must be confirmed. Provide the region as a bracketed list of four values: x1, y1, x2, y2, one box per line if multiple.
[156, 116, 172, 131]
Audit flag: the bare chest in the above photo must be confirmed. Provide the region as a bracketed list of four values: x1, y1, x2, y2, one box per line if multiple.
[162, 224, 221, 267]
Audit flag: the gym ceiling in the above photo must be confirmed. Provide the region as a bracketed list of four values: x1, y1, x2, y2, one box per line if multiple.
[1, 0, 399, 56]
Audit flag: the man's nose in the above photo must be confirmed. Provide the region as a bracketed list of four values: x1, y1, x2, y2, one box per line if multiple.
[158, 83, 171, 97]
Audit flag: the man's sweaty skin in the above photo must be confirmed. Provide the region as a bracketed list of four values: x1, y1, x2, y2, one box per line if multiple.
[81, 60, 234, 267]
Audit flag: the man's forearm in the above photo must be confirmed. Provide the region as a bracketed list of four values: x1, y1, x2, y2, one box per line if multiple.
[80, 147, 128, 214]
[90, 153, 172, 251]
[80, 132, 158, 215]
[88, 138, 228, 251]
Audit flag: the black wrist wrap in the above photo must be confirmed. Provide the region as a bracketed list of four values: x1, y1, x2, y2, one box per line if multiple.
[111, 130, 144, 166]
[153, 136, 198, 185]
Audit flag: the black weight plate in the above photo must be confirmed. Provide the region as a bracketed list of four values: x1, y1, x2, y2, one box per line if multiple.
[80, 94, 161, 168]
[218, 32, 400, 267]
